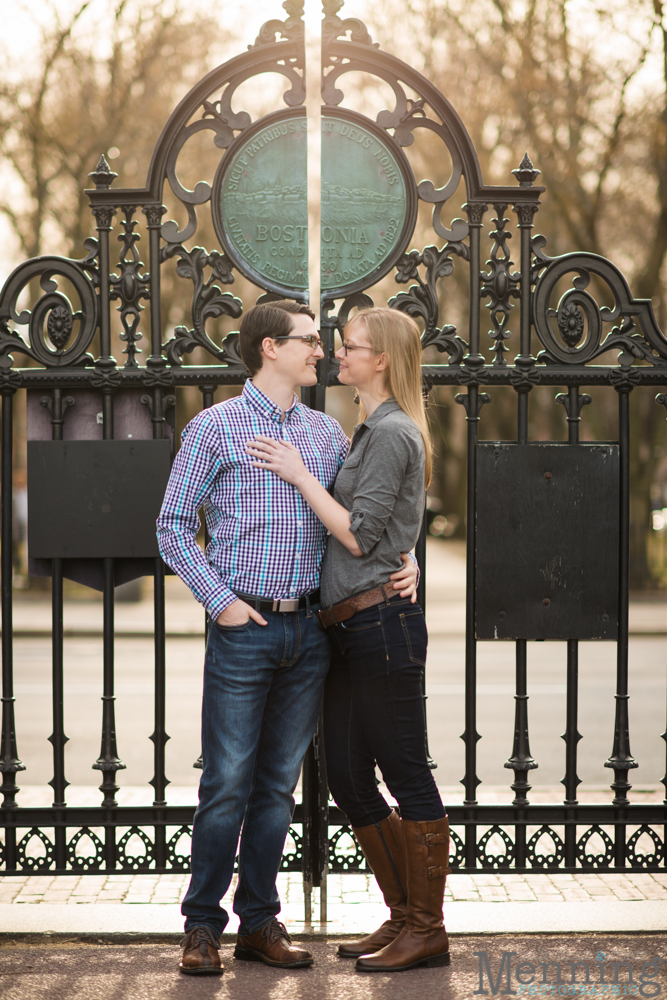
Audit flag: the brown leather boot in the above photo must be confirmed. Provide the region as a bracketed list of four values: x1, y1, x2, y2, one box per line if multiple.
[338, 810, 407, 958]
[179, 925, 223, 975]
[235, 918, 314, 968]
[355, 816, 450, 972]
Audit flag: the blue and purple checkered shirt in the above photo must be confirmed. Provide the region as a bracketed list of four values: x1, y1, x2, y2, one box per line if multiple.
[157, 380, 349, 620]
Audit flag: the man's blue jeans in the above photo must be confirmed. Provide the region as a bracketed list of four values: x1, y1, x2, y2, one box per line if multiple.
[182, 608, 330, 937]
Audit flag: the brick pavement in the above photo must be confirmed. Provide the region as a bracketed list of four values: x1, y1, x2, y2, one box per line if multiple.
[2, 870, 667, 906]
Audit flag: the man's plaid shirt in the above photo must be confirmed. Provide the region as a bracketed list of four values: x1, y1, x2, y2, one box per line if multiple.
[157, 380, 349, 620]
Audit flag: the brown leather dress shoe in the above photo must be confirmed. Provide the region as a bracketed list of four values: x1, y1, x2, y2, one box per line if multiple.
[179, 925, 224, 975]
[234, 919, 314, 968]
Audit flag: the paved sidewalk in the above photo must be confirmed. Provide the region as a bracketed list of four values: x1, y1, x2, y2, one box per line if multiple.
[2, 870, 667, 938]
[3, 871, 667, 906]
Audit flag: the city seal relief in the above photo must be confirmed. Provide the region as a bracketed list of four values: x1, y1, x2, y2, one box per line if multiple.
[213, 109, 309, 296]
[321, 111, 415, 297]
[213, 107, 416, 299]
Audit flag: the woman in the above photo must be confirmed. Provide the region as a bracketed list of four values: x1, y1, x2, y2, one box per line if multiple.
[246, 308, 449, 973]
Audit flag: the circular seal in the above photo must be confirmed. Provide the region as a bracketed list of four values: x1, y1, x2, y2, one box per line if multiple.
[212, 108, 309, 297]
[212, 107, 417, 300]
[321, 109, 417, 299]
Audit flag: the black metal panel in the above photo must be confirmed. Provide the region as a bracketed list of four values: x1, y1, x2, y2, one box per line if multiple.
[27, 440, 171, 558]
[476, 443, 619, 641]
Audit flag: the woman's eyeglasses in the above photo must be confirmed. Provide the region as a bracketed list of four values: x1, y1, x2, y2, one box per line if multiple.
[274, 335, 323, 349]
[341, 341, 376, 355]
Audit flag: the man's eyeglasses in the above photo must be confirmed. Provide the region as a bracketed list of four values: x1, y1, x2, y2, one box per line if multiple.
[274, 335, 323, 349]
[341, 341, 376, 355]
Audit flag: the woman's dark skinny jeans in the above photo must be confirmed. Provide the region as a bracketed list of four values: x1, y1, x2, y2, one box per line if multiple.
[323, 595, 446, 828]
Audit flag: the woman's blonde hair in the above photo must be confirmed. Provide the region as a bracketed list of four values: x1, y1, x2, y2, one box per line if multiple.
[345, 307, 432, 488]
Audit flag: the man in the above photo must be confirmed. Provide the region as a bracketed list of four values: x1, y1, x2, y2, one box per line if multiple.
[157, 301, 416, 975]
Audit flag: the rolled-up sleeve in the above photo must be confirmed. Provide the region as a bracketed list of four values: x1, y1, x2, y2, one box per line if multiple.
[156, 413, 237, 620]
[347, 426, 416, 554]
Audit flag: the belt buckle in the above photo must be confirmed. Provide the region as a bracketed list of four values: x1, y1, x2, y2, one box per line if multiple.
[272, 598, 299, 613]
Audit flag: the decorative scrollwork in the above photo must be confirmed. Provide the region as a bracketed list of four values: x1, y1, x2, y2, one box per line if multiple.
[279, 825, 303, 871]
[0, 369, 23, 390]
[509, 364, 542, 387]
[67, 827, 104, 872]
[142, 368, 174, 388]
[157, 2, 304, 248]
[448, 828, 465, 869]
[90, 369, 122, 389]
[322, 292, 374, 334]
[328, 824, 367, 872]
[625, 825, 664, 868]
[17, 827, 55, 872]
[166, 826, 192, 870]
[0, 256, 98, 369]
[477, 825, 514, 869]
[457, 366, 491, 386]
[110, 207, 149, 368]
[161, 246, 243, 364]
[252, 0, 304, 47]
[481, 205, 520, 365]
[322, 0, 376, 48]
[526, 825, 565, 869]
[390, 244, 469, 364]
[46, 306, 73, 349]
[455, 390, 491, 417]
[116, 826, 154, 871]
[609, 366, 642, 388]
[576, 824, 614, 868]
[533, 251, 667, 367]
[142, 204, 167, 229]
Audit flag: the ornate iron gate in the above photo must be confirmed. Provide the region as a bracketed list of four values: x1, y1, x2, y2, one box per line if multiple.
[1, 1, 666, 905]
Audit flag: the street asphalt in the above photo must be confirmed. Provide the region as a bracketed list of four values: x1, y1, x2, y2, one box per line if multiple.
[1, 934, 665, 1000]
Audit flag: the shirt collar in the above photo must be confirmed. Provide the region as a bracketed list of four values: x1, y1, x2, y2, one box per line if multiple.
[243, 379, 301, 425]
[358, 397, 401, 432]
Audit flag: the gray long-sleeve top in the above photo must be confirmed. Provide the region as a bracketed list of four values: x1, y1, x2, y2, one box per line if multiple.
[319, 398, 426, 607]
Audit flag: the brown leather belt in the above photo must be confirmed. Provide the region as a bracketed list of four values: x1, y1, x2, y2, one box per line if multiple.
[316, 582, 396, 629]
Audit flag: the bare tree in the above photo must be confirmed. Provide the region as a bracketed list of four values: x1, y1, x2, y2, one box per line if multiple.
[0, 0, 239, 261]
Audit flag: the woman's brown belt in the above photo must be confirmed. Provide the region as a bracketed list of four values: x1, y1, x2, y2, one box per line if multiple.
[316, 582, 396, 629]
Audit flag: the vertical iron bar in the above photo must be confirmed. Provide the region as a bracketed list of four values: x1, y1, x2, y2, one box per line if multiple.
[456, 385, 489, 867]
[556, 387, 587, 866]
[459, 200, 487, 869]
[415, 506, 435, 769]
[49, 388, 70, 870]
[0, 389, 24, 871]
[142, 204, 167, 367]
[511, 187, 539, 869]
[150, 385, 169, 868]
[301, 744, 314, 925]
[93, 391, 124, 869]
[504, 640, 537, 867]
[605, 387, 637, 867]
[193, 386, 217, 774]
[464, 203, 487, 363]
[92, 206, 116, 368]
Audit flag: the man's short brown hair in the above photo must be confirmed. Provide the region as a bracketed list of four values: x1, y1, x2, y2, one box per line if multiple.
[239, 301, 315, 376]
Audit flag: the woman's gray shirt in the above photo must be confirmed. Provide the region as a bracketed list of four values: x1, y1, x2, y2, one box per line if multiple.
[320, 398, 425, 607]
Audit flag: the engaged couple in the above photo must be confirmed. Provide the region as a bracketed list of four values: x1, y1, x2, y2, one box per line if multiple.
[157, 300, 450, 975]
